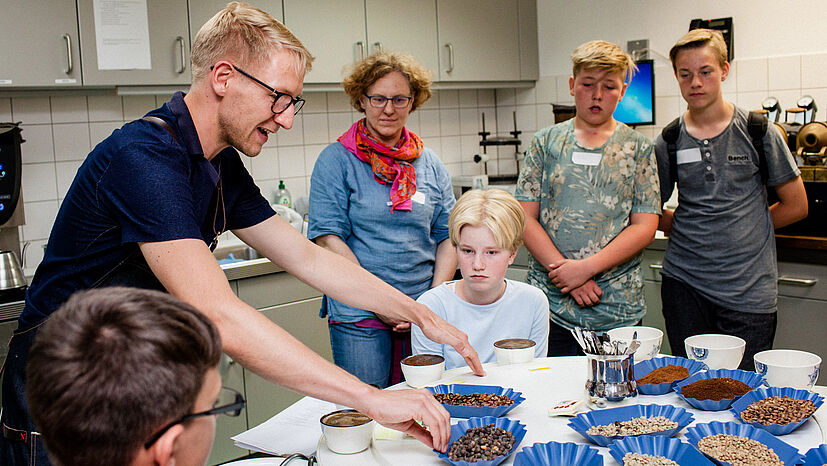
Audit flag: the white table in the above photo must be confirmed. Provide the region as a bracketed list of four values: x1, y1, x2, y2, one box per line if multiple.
[235, 357, 827, 465]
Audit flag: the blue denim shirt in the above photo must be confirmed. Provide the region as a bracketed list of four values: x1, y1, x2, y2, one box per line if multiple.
[308, 141, 455, 323]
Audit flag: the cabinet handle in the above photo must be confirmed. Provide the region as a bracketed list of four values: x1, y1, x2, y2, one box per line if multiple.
[355, 41, 365, 60]
[649, 263, 663, 270]
[778, 276, 817, 287]
[373, 41, 383, 53]
[175, 36, 186, 74]
[62, 34, 73, 75]
[445, 43, 454, 73]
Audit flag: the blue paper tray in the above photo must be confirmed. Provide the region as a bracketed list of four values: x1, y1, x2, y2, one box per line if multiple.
[730, 386, 824, 435]
[608, 436, 714, 465]
[803, 444, 827, 466]
[674, 369, 765, 411]
[685, 420, 803, 466]
[427, 384, 524, 419]
[436, 416, 527, 466]
[634, 356, 707, 395]
[568, 404, 694, 447]
[513, 441, 603, 466]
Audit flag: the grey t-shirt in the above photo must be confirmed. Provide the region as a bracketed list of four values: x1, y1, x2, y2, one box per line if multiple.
[655, 105, 800, 313]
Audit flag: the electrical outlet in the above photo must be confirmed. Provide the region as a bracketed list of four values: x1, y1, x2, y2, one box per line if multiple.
[627, 39, 649, 61]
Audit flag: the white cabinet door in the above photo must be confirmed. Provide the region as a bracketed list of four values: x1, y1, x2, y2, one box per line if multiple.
[189, 1, 284, 45]
[436, 0, 520, 81]
[365, 0, 439, 74]
[283, 0, 366, 83]
[0, 0, 81, 87]
[77, 0, 191, 86]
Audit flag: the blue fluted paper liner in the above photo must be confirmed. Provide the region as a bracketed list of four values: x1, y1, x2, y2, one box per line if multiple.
[567, 404, 694, 447]
[803, 444, 827, 466]
[634, 356, 708, 395]
[674, 369, 765, 411]
[435, 416, 527, 466]
[513, 441, 603, 466]
[729, 386, 824, 435]
[608, 436, 714, 465]
[427, 384, 525, 419]
[685, 421, 803, 466]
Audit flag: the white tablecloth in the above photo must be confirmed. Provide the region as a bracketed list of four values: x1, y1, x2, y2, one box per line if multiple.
[233, 356, 827, 465]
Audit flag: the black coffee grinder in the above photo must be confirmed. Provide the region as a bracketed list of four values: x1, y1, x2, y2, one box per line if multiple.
[0, 123, 23, 225]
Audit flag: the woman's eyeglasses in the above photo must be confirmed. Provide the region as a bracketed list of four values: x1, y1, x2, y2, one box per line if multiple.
[363, 94, 413, 109]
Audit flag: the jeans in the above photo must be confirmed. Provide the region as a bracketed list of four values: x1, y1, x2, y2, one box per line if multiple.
[661, 275, 777, 371]
[328, 322, 411, 388]
[547, 320, 584, 357]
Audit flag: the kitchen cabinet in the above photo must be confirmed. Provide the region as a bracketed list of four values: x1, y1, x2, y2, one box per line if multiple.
[209, 354, 249, 465]
[436, 0, 520, 81]
[283, 0, 438, 84]
[0, 0, 82, 87]
[640, 244, 672, 355]
[76, 0, 191, 86]
[189, 1, 284, 45]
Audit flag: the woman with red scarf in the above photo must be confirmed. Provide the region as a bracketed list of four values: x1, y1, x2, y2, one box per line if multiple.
[309, 52, 457, 388]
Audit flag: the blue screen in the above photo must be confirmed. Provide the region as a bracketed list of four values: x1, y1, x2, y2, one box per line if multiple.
[613, 60, 655, 126]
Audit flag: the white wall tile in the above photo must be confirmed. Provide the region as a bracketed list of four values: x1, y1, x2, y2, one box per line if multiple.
[496, 106, 517, 135]
[423, 136, 441, 156]
[444, 162, 462, 178]
[555, 75, 572, 103]
[326, 92, 352, 112]
[304, 144, 326, 175]
[250, 147, 279, 181]
[458, 90, 477, 108]
[736, 91, 771, 114]
[302, 112, 329, 145]
[122, 95, 157, 120]
[768, 56, 801, 91]
[440, 136, 461, 165]
[771, 90, 804, 119]
[20, 125, 54, 163]
[12, 97, 51, 124]
[655, 96, 682, 127]
[89, 121, 122, 147]
[735, 58, 768, 94]
[654, 65, 679, 97]
[459, 108, 479, 135]
[278, 146, 305, 179]
[405, 110, 421, 136]
[277, 114, 304, 146]
[515, 105, 537, 134]
[283, 175, 308, 198]
[515, 87, 536, 106]
[53, 123, 90, 162]
[802, 53, 827, 89]
[803, 88, 827, 121]
[438, 90, 459, 108]
[439, 108, 460, 136]
[50, 96, 88, 123]
[535, 76, 557, 103]
[417, 108, 441, 137]
[537, 102, 554, 128]
[496, 88, 515, 106]
[23, 238, 47, 277]
[302, 92, 327, 114]
[479, 107, 497, 134]
[327, 112, 353, 138]
[88, 95, 124, 122]
[721, 64, 737, 95]
[22, 163, 57, 202]
[460, 135, 479, 161]
[0, 98, 11, 121]
[477, 89, 495, 107]
[420, 90, 439, 109]
[20, 200, 58, 241]
[55, 160, 83, 199]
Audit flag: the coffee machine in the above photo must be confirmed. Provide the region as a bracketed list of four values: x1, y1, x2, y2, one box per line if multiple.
[0, 123, 26, 267]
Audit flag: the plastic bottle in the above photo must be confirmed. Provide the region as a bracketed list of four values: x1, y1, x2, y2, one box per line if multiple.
[275, 180, 292, 208]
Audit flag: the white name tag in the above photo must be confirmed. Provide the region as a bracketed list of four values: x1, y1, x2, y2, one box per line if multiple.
[676, 147, 702, 164]
[571, 151, 602, 166]
[412, 191, 426, 204]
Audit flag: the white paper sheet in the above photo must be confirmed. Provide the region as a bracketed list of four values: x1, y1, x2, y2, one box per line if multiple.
[232, 397, 337, 456]
[93, 0, 152, 70]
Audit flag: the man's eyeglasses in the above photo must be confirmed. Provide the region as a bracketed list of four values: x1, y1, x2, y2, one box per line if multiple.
[144, 387, 246, 449]
[363, 94, 413, 109]
[220, 64, 306, 115]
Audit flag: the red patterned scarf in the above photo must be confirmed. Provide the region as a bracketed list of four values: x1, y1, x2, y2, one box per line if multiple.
[338, 119, 423, 211]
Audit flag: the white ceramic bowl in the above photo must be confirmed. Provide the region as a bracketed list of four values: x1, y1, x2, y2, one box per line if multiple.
[754, 349, 822, 390]
[493, 338, 536, 365]
[684, 334, 745, 370]
[607, 326, 663, 361]
[320, 409, 374, 454]
[400, 354, 445, 388]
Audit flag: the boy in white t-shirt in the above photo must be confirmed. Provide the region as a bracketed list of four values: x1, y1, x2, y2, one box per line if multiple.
[412, 189, 549, 369]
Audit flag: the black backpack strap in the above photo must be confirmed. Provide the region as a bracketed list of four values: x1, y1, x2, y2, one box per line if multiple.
[661, 117, 681, 183]
[747, 110, 769, 184]
[142, 116, 180, 144]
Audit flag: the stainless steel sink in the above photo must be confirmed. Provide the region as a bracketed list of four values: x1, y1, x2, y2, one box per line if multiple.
[212, 243, 261, 262]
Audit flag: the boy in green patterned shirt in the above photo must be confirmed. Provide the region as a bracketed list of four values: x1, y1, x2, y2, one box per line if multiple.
[515, 40, 661, 356]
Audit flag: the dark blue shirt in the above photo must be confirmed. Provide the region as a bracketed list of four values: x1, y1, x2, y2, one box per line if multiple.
[20, 92, 274, 329]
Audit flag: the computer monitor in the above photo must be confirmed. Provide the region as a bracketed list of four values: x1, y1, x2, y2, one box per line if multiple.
[613, 59, 655, 127]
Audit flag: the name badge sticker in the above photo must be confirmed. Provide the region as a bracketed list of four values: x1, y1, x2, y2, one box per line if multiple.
[571, 151, 602, 166]
[676, 147, 702, 164]
[411, 191, 426, 204]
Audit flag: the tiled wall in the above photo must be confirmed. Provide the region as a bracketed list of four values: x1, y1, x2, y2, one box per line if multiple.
[6, 50, 827, 274]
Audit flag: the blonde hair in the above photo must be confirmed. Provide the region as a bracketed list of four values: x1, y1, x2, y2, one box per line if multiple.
[669, 29, 728, 72]
[571, 40, 637, 81]
[343, 51, 433, 113]
[191, 2, 314, 82]
[449, 189, 526, 252]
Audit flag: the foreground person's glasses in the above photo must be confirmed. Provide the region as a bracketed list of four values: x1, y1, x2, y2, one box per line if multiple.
[212, 64, 306, 115]
[144, 386, 246, 449]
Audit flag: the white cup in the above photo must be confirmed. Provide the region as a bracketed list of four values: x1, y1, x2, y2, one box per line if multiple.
[754, 349, 822, 390]
[607, 326, 663, 361]
[684, 334, 746, 370]
[400, 354, 445, 388]
[320, 409, 374, 454]
[493, 338, 536, 365]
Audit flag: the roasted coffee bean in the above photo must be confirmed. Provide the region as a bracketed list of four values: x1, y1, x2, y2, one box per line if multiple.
[622, 452, 678, 466]
[434, 392, 513, 407]
[740, 396, 817, 425]
[697, 434, 782, 466]
[586, 416, 678, 437]
[447, 423, 515, 462]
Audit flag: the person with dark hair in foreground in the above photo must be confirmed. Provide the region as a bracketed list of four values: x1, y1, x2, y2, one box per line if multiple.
[26, 287, 228, 466]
